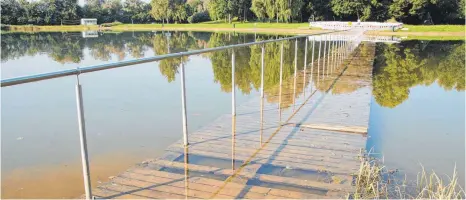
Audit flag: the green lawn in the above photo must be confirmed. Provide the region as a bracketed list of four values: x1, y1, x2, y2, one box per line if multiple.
[401, 25, 465, 32]
[113, 22, 311, 29]
[402, 35, 465, 41]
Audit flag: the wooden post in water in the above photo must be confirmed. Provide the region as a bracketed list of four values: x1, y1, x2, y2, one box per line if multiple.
[260, 45, 265, 146]
[180, 61, 188, 146]
[75, 75, 92, 200]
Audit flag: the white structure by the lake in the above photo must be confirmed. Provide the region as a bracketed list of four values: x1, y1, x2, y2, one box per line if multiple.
[310, 21, 403, 31]
[80, 18, 97, 25]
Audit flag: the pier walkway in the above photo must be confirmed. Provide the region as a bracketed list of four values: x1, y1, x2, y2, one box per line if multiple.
[91, 35, 376, 199]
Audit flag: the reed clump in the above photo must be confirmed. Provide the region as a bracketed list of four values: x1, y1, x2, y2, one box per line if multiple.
[350, 154, 464, 199]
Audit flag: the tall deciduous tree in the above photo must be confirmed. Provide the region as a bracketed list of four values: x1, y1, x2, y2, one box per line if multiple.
[150, 0, 171, 23]
[251, 0, 267, 21]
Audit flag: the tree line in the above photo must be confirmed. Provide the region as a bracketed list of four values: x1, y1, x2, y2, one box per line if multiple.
[1, 0, 464, 25]
[3, 31, 463, 108]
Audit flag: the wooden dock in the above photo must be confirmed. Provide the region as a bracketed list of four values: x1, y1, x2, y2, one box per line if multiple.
[91, 41, 376, 199]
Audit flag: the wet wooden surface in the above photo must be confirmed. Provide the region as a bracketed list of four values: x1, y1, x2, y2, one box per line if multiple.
[91, 41, 375, 199]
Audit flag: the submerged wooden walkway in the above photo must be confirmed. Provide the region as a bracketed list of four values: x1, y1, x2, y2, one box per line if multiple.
[91, 41, 376, 199]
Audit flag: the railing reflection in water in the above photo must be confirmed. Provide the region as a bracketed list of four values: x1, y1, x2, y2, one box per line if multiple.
[1, 31, 362, 199]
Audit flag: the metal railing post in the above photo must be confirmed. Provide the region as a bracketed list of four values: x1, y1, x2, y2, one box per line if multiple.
[184, 146, 189, 199]
[317, 35, 322, 84]
[75, 75, 92, 200]
[331, 38, 336, 73]
[231, 50, 236, 168]
[303, 38, 308, 98]
[310, 37, 315, 93]
[180, 61, 189, 146]
[278, 42, 284, 124]
[322, 35, 327, 80]
[260, 45, 265, 145]
[293, 39, 298, 111]
[327, 37, 332, 76]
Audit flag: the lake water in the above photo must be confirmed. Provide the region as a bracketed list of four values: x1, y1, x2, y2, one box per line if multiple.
[1, 31, 464, 198]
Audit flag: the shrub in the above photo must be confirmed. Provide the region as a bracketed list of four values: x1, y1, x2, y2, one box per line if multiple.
[100, 21, 123, 27]
[188, 11, 211, 23]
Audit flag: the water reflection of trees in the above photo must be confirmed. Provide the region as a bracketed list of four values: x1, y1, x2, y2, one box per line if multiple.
[373, 41, 465, 108]
[2, 31, 377, 108]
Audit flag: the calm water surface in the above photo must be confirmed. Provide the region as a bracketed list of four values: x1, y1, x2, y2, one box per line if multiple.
[1, 32, 464, 198]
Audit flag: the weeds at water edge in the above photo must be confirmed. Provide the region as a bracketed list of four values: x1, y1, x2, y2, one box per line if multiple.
[349, 152, 464, 199]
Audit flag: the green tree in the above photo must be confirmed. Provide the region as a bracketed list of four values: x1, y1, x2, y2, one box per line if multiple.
[330, 0, 378, 21]
[307, 0, 332, 21]
[150, 0, 171, 23]
[251, 0, 267, 21]
[122, 0, 152, 23]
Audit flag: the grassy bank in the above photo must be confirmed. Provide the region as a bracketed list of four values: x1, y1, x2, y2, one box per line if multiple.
[5, 23, 464, 39]
[6, 22, 318, 34]
[401, 25, 465, 32]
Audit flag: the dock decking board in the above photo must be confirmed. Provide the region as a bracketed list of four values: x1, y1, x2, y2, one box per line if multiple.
[91, 42, 375, 199]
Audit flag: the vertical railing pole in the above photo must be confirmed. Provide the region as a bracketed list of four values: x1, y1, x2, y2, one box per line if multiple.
[278, 42, 284, 124]
[303, 38, 308, 99]
[327, 36, 331, 77]
[322, 35, 327, 80]
[231, 50, 236, 169]
[260, 45, 265, 146]
[184, 146, 189, 199]
[331, 38, 336, 73]
[317, 35, 322, 85]
[75, 75, 92, 200]
[293, 39, 298, 111]
[310, 37, 315, 93]
[180, 61, 189, 146]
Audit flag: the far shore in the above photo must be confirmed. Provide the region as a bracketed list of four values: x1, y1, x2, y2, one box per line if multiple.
[4, 23, 465, 38]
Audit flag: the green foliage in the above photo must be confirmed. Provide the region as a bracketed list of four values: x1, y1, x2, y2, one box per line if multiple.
[330, 0, 383, 21]
[373, 41, 465, 108]
[188, 11, 211, 23]
[1, 0, 465, 25]
[251, 0, 267, 21]
[101, 21, 123, 27]
[389, 0, 465, 24]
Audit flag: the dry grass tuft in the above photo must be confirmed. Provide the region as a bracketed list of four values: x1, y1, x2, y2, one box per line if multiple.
[350, 153, 464, 199]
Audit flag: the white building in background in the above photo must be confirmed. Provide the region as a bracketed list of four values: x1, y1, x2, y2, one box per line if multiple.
[80, 18, 97, 25]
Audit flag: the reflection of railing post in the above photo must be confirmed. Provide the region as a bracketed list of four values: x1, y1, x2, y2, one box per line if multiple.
[322, 35, 327, 80]
[303, 38, 308, 99]
[260, 45, 265, 146]
[293, 39, 298, 111]
[75, 75, 92, 200]
[331, 38, 335, 73]
[278, 42, 284, 124]
[327, 36, 331, 77]
[231, 50, 236, 169]
[310, 37, 315, 93]
[180, 61, 189, 146]
[184, 146, 189, 199]
[317, 35, 322, 84]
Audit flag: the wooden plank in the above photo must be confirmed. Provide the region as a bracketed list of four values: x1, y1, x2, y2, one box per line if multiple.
[287, 123, 368, 134]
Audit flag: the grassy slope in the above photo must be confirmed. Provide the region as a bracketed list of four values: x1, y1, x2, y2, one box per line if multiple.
[402, 25, 465, 32]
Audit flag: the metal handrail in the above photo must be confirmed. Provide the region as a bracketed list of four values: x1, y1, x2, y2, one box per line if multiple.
[1, 31, 339, 87]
